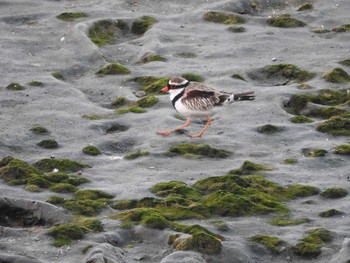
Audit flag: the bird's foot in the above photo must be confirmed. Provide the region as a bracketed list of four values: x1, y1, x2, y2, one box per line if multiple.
[157, 130, 171, 136]
[189, 133, 203, 138]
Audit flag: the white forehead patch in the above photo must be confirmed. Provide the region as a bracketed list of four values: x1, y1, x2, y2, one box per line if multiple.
[169, 79, 188, 86]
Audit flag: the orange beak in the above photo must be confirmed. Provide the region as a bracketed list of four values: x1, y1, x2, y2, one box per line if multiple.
[161, 86, 169, 92]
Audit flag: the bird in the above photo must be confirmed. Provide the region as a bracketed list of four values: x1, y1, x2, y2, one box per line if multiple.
[158, 76, 255, 138]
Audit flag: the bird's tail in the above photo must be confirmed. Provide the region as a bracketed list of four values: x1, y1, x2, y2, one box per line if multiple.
[233, 91, 255, 101]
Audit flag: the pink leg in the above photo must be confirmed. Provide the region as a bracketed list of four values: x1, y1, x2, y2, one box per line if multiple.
[190, 116, 212, 138]
[158, 117, 191, 136]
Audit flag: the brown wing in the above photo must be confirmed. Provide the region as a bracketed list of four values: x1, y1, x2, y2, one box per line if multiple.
[181, 83, 229, 111]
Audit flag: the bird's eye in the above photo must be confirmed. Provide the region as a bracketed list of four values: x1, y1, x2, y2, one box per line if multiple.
[170, 84, 176, 89]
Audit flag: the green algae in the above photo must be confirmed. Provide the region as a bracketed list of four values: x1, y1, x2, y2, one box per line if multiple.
[82, 145, 101, 156]
[267, 14, 306, 28]
[30, 125, 49, 134]
[0, 158, 41, 183]
[181, 73, 204, 82]
[309, 107, 347, 119]
[64, 200, 107, 216]
[168, 143, 230, 159]
[50, 183, 78, 193]
[320, 187, 348, 199]
[257, 124, 284, 134]
[131, 16, 156, 35]
[229, 160, 272, 175]
[284, 158, 298, 164]
[28, 80, 44, 87]
[110, 96, 127, 108]
[174, 52, 197, 58]
[322, 68, 350, 83]
[25, 184, 41, 192]
[56, 12, 87, 22]
[297, 3, 313, 11]
[74, 189, 114, 200]
[269, 217, 310, 226]
[117, 106, 146, 114]
[258, 64, 315, 83]
[331, 24, 350, 33]
[334, 144, 350, 155]
[82, 114, 101, 120]
[52, 72, 64, 80]
[6, 83, 25, 91]
[338, 59, 350, 67]
[302, 148, 328, 157]
[47, 195, 66, 205]
[124, 151, 150, 160]
[316, 116, 350, 136]
[88, 19, 118, 46]
[62, 175, 90, 186]
[96, 63, 130, 75]
[49, 218, 103, 247]
[135, 96, 158, 108]
[227, 26, 246, 33]
[33, 158, 91, 173]
[319, 209, 344, 218]
[210, 220, 229, 232]
[293, 228, 333, 259]
[203, 11, 245, 24]
[27, 176, 52, 188]
[136, 54, 166, 64]
[249, 235, 286, 253]
[312, 28, 331, 34]
[231, 73, 246, 81]
[151, 181, 202, 201]
[128, 76, 170, 95]
[290, 115, 313, 123]
[37, 139, 59, 149]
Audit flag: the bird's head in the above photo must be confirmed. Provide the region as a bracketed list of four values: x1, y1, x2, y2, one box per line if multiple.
[162, 77, 190, 93]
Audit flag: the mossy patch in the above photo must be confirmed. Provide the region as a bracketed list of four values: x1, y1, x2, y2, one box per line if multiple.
[117, 106, 146, 114]
[181, 73, 204, 82]
[250, 64, 315, 84]
[37, 139, 59, 149]
[229, 160, 272, 175]
[30, 125, 49, 134]
[316, 116, 350, 136]
[309, 107, 347, 119]
[322, 68, 350, 83]
[269, 217, 310, 226]
[293, 228, 333, 259]
[297, 3, 313, 11]
[56, 12, 87, 22]
[331, 24, 350, 33]
[131, 16, 156, 35]
[302, 148, 328, 157]
[338, 59, 350, 67]
[88, 19, 120, 46]
[124, 151, 150, 160]
[249, 235, 286, 253]
[82, 145, 101, 156]
[334, 144, 350, 155]
[25, 184, 41, 192]
[110, 96, 127, 108]
[52, 72, 64, 80]
[320, 187, 348, 199]
[6, 83, 25, 91]
[111, 162, 320, 254]
[48, 218, 103, 247]
[82, 114, 101, 120]
[168, 143, 230, 158]
[134, 96, 158, 108]
[174, 52, 197, 59]
[33, 158, 91, 173]
[96, 63, 130, 75]
[210, 220, 229, 232]
[257, 124, 284, 134]
[231, 73, 246, 81]
[203, 11, 245, 24]
[284, 158, 298, 164]
[136, 53, 166, 64]
[290, 115, 313, 123]
[47, 195, 67, 205]
[50, 183, 78, 193]
[128, 76, 170, 95]
[28, 80, 44, 87]
[267, 14, 306, 28]
[74, 189, 114, 200]
[0, 157, 41, 183]
[227, 26, 246, 33]
[319, 209, 344, 218]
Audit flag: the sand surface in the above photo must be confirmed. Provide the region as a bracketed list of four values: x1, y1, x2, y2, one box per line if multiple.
[0, 0, 349, 262]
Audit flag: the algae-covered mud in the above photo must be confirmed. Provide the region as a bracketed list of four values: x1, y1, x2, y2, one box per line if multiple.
[1, 0, 350, 262]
